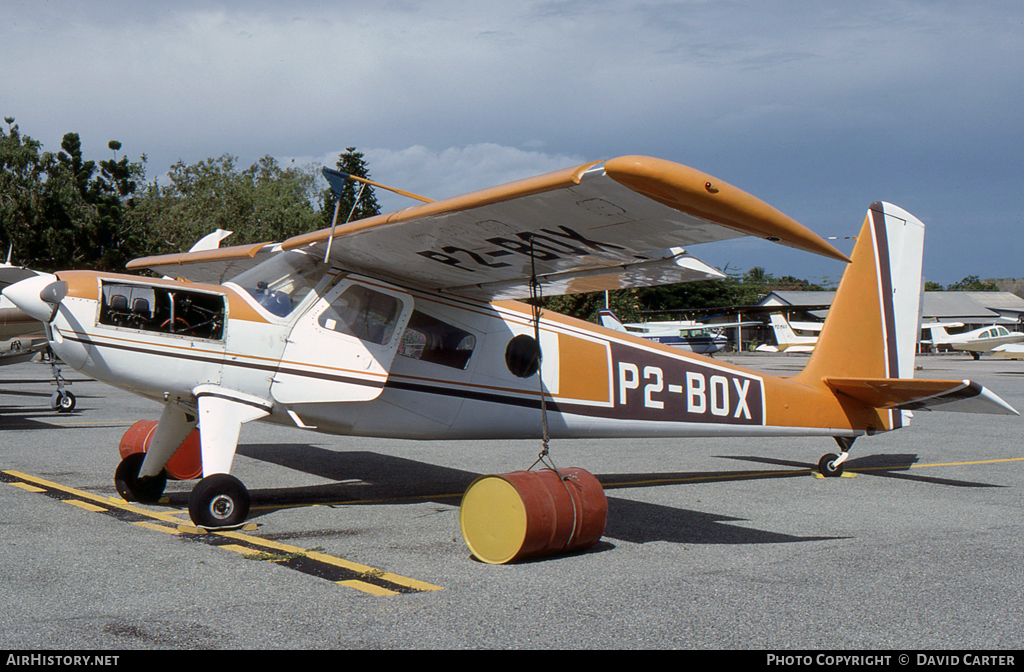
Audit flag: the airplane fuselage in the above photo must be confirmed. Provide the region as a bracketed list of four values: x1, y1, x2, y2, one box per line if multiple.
[47, 268, 892, 444]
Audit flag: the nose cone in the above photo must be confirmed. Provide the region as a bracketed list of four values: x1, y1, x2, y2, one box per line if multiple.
[1, 273, 60, 322]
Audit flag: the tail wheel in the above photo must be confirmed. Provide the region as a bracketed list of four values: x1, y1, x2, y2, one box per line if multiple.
[818, 453, 844, 478]
[189, 474, 250, 528]
[114, 453, 168, 502]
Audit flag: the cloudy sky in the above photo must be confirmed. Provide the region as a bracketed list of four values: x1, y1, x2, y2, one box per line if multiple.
[3, 1, 1022, 285]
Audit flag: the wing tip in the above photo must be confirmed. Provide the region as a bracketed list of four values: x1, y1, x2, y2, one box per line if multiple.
[603, 156, 850, 263]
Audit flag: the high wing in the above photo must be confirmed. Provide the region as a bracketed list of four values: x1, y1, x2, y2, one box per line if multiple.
[128, 242, 280, 285]
[128, 156, 848, 299]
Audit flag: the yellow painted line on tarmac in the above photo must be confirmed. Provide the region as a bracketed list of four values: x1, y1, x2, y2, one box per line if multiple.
[3, 468, 445, 595]
[338, 580, 399, 596]
[601, 456, 1024, 488]
[900, 457, 1024, 469]
[214, 529, 445, 593]
[249, 491, 463, 513]
[220, 544, 264, 556]
[9, 482, 45, 493]
[132, 521, 181, 535]
[605, 469, 813, 489]
[48, 421, 137, 427]
[4, 470, 187, 527]
[65, 499, 108, 512]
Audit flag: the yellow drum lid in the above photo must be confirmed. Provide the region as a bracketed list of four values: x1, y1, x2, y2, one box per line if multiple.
[459, 475, 528, 565]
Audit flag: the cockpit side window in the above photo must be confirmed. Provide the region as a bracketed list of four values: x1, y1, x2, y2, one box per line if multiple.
[230, 251, 326, 318]
[397, 310, 476, 369]
[99, 282, 225, 340]
[317, 284, 403, 346]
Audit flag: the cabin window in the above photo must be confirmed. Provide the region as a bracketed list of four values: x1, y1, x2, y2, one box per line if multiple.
[397, 310, 476, 369]
[317, 284, 403, 346]
[230, 251, 326, 318]
[99, 282, 225, 340]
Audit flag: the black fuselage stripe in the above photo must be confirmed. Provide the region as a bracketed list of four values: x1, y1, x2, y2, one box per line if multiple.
[384, 379, 561, 412]
[64, 334, 385, 390]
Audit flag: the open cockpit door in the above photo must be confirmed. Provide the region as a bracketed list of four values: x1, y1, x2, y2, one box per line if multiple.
[270, 275, 413, 405]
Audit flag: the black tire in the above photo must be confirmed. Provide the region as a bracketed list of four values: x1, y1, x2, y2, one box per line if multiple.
[56, 391, 76, 413]
[818, 453, 844, 478]
[189, 474, 250, 528]
[114, 453, 168, 503]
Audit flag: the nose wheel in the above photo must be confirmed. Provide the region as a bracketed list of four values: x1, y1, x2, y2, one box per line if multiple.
[188, 474, 251, 528]
[51, 390, 76, 413]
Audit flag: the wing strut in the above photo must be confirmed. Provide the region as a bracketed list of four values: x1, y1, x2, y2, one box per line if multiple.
[524, 237, 583, 549]
[526, 235, 553, 467]
[322, 168, 367, 263]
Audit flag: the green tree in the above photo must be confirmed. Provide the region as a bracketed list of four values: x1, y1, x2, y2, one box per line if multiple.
[944, 275, 998, 291]
[129, 154, 323, 256]
[540, 265, 831, 323]
[1, 119, 146, 271]
[320, 147, 381, 226]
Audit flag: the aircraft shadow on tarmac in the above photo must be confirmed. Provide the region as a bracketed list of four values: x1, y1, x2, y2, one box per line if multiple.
[723, 453, 1004, 489]
[158, 443, 844, 547]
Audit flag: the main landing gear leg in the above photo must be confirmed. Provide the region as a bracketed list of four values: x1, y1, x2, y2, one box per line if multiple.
[818, 436, 855, 478]
[47, 351, 75, 413]
[185, 386, 269, 529]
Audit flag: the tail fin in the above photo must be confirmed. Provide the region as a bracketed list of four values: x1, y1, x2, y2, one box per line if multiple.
[598, 309, 627, 332]
[797, 202, 924, 384]
[921, 323, 952, 345]
[769, 313, 800, 346]
[796, 202, 1017, 421]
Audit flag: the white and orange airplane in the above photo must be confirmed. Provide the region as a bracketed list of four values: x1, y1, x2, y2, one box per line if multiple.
[3, 156, 1017, 529]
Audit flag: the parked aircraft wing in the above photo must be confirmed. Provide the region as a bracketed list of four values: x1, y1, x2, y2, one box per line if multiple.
[126, 156, 847, 300]
[825, 377, 1019, 415]
[272, 155, 848, 301]
[127, 242, 279, 284]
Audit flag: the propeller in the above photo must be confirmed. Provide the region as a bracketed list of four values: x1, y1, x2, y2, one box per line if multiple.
[1, 273, 67, 323]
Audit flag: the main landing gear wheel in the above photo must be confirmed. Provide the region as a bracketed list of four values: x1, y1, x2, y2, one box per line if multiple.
[51, 391, 76, 413]
[188, 474, 250, 528]
[818, 452, 844, 478]
[115, 453, 168, 502]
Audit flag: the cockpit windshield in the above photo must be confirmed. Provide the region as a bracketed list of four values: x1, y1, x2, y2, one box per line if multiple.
[229, 251, 327, 317]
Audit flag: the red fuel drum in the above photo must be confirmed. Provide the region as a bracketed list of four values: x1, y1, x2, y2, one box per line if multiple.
[459, 467, 608, 564]
[118, 420, 203, 481]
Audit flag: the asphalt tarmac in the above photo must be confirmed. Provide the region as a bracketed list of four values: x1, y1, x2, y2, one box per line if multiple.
[1, 353, 1022, 650]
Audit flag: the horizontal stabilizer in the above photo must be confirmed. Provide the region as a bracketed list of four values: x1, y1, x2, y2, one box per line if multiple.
[825, 377, 1019, 415]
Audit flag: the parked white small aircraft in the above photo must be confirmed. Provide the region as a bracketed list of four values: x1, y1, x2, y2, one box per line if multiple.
[755, 313, 821, 353]
[920, 322, 1024, 360]
[3, 156, 1017, 530]
[0, 253, 71, 409]
[992, 343, 1024, 359]
[597, 309, 734, 354]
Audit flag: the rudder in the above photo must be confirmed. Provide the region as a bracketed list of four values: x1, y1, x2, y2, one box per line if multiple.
[797, 202, 925, 385]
